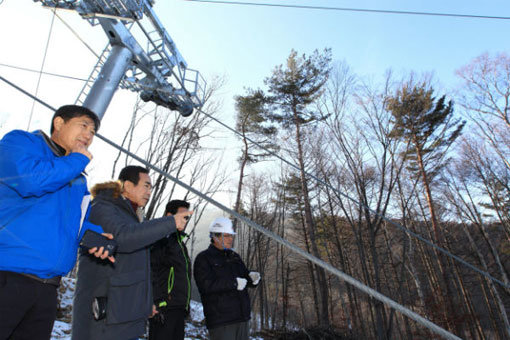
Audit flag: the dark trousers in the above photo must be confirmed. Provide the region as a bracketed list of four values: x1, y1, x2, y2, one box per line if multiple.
[208, 321, 249, 340]
[0, 271, 58, 340]
[148, 308, 185, 340]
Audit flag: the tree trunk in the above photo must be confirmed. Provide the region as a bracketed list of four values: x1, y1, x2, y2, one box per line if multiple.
[459, 222, 510, 338]
[292, 108, 330, 327]
[413, 140, 461, 334]
[233, 127, 250, 230]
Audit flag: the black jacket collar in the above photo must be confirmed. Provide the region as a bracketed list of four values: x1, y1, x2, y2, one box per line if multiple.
[207, 244, 235, 257]
[38, 130, 66, 157]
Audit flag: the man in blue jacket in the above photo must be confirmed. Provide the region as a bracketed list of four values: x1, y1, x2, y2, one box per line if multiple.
[0, 105, 114, 340]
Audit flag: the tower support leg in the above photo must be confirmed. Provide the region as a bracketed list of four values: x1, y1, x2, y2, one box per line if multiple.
[83, 45, 132, 120]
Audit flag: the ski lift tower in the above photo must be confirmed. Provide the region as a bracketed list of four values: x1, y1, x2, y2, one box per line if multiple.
[34, 0, 206, 119]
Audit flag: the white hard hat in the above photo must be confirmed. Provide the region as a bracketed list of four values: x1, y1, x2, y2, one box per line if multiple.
[209, 217, 236, 235]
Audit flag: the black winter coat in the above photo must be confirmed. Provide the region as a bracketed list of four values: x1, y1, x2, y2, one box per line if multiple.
[194, 245, 257, 330]
[72, 181, 178, 340]
[151, 231, 192, 310]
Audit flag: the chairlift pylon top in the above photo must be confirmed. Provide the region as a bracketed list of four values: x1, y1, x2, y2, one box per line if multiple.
[35, 0, 148, 24]
[34, 0, 206, 118]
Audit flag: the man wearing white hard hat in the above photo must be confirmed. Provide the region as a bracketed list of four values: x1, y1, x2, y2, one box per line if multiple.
[194, 217, 261, 340]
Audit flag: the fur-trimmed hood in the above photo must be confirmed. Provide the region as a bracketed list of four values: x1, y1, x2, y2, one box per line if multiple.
[90, 181, 144, 222]
[90, 181, 122, 199]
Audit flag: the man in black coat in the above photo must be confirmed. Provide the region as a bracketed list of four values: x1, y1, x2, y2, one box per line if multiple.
[194, 217, 261, 340]
[149, 199, 192, 340]
[72, 166, 192, 340]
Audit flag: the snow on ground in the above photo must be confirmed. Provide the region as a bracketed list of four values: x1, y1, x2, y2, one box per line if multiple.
[51, 278, 264, 340]
[52, 321, 72, 339]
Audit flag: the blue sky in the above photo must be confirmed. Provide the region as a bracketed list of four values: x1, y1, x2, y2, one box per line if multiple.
[1, 1, 509, 124]
[0, 0, 509, 186]
[161, 0, 510, 92]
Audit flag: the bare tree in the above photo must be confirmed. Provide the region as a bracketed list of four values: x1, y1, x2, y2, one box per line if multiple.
[442, 151, 510, 339]
[456, 52, 510, 170]
[111, 75, 227, 225]
[317, 67, 411, 339]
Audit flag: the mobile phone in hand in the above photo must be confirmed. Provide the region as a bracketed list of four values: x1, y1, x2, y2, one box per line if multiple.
[80, 230, 118, 255]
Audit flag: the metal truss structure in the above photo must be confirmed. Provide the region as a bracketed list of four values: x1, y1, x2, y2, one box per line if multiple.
[34, 0, 206, 119]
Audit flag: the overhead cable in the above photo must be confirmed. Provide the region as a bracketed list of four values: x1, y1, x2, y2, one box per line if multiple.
[27, 8, 56, 131]
[0, 62, 90, 82]
[54, 11, 101, 59]
[183, 0, 510, 20]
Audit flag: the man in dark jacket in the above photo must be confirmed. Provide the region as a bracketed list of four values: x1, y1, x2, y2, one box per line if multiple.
[194, 217, 261, 340]
[72, 166, 192, 340]
[0, 105, 114, 340]
[149, 199, 192, 340]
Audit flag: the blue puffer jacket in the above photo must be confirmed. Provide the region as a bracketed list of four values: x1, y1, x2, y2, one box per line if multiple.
[0, 129, 103, 279]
